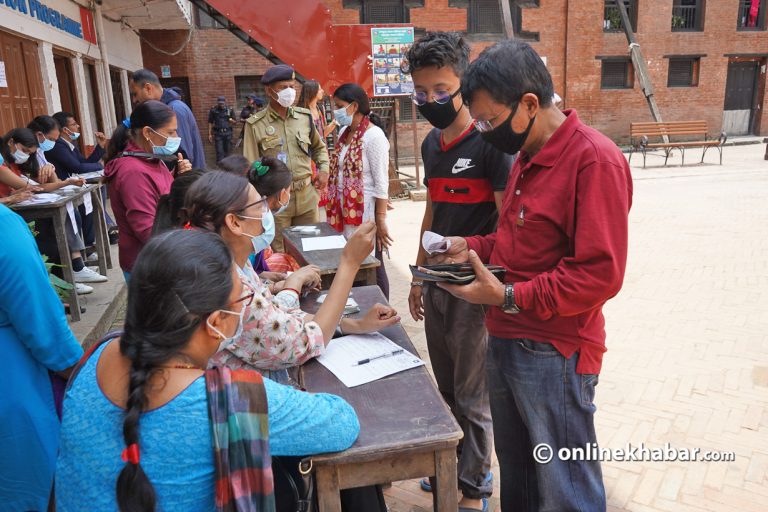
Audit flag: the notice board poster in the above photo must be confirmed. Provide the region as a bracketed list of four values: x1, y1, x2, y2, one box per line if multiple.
[371, 27, 414, 97]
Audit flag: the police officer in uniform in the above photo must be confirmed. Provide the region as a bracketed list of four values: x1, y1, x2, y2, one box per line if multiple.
[208, 95, 236, 163]
[236, 94, 264, 148]
[243, 64, 330, 252]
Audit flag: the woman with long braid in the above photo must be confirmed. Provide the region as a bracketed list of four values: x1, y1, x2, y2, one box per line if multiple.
[56, 229, 360, 511]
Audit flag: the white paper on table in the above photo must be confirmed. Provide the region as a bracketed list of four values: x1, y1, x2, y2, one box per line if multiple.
[15, 193, 62, 206]
[65, 201, 78, 234]
[59, 184, 93, 214]
[422, 230, 452, 255]
[302, 235, 346, 252]
[316, 293, 357, 308]
[78, 170, 104, 181]
[316, 333, 425, 388]
[290, 225, 321, 235]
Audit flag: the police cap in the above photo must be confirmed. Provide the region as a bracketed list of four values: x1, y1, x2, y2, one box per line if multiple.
[261, 64, 295, 85]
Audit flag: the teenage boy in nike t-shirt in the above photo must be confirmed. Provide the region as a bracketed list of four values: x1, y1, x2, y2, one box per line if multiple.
[404, 32, 513, 512]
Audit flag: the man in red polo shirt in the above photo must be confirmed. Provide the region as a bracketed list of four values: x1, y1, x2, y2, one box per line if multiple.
[432, 40, 633, 511]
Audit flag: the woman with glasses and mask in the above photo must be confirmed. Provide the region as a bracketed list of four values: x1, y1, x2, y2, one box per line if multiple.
[56, 229, 361, 511]
[182, 171, 399, 384]
[104, 100, 192, 281]
[326, 83, 393, 299]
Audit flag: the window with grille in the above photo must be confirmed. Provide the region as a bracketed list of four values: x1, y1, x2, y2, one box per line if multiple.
[667, 58, 699, 87]
[600, 59, 633, 89]
[672, 0, 703, 31]
[398, 98, 425, 123]
[235, 76, 265, 112]
[362, 0, 409, 23]
[738, 0, 767, 30]
[603, 0, 638, 32]
[469, 0, 504, 33]
[196, 6, 225, 29]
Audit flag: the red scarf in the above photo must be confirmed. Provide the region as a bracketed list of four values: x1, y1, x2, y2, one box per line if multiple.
[325, 117, 369, 232]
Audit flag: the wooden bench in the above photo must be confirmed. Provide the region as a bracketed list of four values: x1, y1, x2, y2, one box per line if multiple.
[629, 121, 727, 168]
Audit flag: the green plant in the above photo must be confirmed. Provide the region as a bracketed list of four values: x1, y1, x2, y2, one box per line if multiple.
[27, 221, 73, 301]
[671, 15, 687, 29]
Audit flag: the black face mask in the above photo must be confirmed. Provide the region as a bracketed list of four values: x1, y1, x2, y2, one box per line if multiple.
[417, 90, 462, 130]
[481, 104, 535, 155]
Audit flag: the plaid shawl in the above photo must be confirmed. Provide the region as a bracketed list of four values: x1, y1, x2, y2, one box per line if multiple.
[206, 366, 276, 512]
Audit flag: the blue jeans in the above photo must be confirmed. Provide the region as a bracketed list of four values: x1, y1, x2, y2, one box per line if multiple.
[486, 336, 605, 512]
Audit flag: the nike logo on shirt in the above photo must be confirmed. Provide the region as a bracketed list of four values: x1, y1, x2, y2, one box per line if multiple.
[451, 158, 475, 174]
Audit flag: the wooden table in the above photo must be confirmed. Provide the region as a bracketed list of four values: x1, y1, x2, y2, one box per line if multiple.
[11, 184, 112, 321]
[281, 222, 380, 290]
[299, 286, 463, 512]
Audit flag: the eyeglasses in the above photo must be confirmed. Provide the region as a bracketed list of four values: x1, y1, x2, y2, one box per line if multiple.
[475, 103, 518, 133]
[411, 89, 460, 107]
[237, 197, 270, 220]
[229, 282, 255, 309]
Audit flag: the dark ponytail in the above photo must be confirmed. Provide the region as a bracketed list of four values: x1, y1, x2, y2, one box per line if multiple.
[183, 170, 251, 233]
[333, 83, 386, 132]
[152, 169, 207, 234]
[116, 229, 234, 512]
[105, 100, 175, 164]
[247, 156, 292, 198]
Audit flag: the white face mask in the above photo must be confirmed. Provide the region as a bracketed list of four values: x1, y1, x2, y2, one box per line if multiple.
[275, 87, 296, 108]
[12, 145, 30, 164]
[208, 307, 246, 352]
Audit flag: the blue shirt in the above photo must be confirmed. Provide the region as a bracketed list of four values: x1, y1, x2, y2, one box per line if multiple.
[56, 340, 359, 511]
[0, 205, 83, 510]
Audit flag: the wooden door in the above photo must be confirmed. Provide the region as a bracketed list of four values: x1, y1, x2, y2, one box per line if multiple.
[0, 30, 44, 135]
[723, 61, 759, 135]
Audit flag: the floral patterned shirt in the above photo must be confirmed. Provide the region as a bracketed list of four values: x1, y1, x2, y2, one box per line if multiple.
[210, 260, 325, 379]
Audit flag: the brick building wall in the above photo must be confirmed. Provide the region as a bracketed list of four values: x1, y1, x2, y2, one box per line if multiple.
[140, 0, 767, 169]
[522, 0, 768, 142]
[140, 28, 273, 165]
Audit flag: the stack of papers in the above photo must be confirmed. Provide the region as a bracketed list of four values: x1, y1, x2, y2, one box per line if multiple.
[302, 235, 346, 252]
[317, 333, 425, 387]
[422, 231, 451, 255]
[16, 193, 62, 206]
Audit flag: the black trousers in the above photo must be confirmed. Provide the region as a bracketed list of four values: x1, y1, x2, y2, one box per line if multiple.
[214, 132, 232, 163]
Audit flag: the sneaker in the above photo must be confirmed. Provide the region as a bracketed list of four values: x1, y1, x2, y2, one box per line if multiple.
[85, 252, 99, 263]
[73, 266, 108, 283]
[75, 283, 93, 295]
[421, 472, 493, 493]
[109, 228, 119, 245]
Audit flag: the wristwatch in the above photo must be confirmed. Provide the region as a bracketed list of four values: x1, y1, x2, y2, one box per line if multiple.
[501, 283, 520, 314]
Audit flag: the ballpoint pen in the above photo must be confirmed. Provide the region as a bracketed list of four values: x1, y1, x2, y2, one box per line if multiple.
[355, 349, 404, 366]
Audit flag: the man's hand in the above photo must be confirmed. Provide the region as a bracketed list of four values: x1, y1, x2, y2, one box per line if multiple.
[94, 132, 109, 148]
[427, 236, 469, 264]
[314, 171, 329, 190]
[408, 284, 424, 321]
[437, 250, 505, 306]
[208, 133, 213, 143]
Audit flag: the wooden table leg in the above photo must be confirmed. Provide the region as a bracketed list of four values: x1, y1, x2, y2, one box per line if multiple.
[365, 268, 377, 286]
[54, 209, 81, 321]
[315, 466, 342, 512]
[434, 448, 458, 512]
[90, 189, 110, 275]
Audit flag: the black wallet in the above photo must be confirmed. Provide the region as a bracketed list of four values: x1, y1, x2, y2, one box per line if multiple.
[409, 263, 506, 285]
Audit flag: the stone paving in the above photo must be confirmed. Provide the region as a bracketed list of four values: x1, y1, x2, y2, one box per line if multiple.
[382, 143, 768, 511]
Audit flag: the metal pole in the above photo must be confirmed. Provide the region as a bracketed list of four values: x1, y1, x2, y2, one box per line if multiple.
[411, 100, 420, 190]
